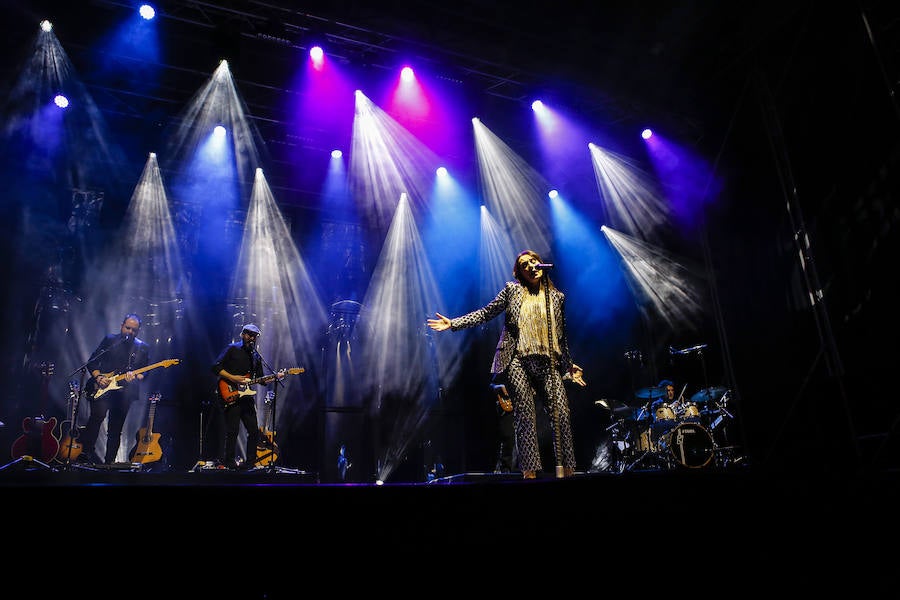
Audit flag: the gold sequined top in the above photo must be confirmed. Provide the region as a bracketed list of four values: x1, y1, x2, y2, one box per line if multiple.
[516, 287, 560, 359]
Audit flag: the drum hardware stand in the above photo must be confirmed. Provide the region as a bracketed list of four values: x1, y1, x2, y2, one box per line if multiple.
[606, 419, 629, 473]
[622, 401, 658, 472]
[0, 454, 56, 472]
[709, 392, 741, 468]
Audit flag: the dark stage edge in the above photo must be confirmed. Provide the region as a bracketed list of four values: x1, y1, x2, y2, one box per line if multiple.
[3, 463, 897, 594]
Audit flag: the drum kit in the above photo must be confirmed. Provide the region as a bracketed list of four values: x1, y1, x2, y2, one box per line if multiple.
[603, 384, 738, 472]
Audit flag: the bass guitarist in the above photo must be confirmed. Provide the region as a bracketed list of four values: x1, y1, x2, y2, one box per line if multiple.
[80, 313, 150, 465]
[211, 323, 283, 470]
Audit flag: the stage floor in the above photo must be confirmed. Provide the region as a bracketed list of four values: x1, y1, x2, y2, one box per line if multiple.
[3, 461, 896, 594]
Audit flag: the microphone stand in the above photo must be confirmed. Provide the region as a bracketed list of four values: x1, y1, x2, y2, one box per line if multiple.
[250, 344, 293, 474]
[60, 368, 89, 472]
[62, 342, 127, 470]
[542, 273, 565, 479]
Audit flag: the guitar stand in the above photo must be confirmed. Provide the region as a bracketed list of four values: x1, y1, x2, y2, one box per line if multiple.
[249, 348, 309, 476]
[0, 454, 57, 472]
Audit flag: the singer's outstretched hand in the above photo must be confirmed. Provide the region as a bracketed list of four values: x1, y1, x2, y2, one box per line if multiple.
[427, 312, 451, 332]
[570, 364, 586, 387]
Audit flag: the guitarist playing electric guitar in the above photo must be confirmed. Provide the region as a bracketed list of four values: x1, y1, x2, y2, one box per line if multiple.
[211, 323, 285, 470]
[80, 313, 152, 465]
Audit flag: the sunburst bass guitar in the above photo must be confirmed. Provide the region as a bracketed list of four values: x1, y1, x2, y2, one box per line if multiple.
[218, 367, 304, 406]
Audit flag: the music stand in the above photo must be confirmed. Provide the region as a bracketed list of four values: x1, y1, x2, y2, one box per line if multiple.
[189, 394, 222, 472]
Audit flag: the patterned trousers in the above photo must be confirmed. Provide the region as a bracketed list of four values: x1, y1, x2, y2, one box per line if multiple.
[506, 354, 575, 473]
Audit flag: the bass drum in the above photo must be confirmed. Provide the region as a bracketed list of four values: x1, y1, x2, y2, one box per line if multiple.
[658, 422, 714, 468]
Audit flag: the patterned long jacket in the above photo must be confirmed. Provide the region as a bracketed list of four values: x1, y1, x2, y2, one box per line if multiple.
[449, 280, 574, 377]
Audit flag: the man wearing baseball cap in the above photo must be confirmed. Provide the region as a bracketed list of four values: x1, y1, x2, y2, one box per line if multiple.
[211, 323, 265, 469]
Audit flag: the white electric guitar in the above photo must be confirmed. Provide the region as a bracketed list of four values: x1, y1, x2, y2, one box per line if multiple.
[91, 359, 181, 399]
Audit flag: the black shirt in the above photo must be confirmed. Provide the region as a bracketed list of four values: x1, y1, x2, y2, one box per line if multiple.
[86, 334, 151, 399]
[211, 342, 262, 380]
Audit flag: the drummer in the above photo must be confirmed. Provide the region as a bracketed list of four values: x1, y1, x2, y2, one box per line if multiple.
[653, 379, 701, 422]
[649, 379, 678, 441]
[652, 379, 676, 412]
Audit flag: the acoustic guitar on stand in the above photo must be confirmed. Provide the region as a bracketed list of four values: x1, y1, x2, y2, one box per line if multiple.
[218, 367, 304, 407]
[256, 390, 278, 467]
[56, 380, 83, 462]
[128, 392, 163, 465]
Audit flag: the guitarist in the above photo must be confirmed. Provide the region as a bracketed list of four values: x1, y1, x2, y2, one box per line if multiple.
[490, 379, 516, 474]
[211, 323, 282, 470]
[80, 313, 150, 465]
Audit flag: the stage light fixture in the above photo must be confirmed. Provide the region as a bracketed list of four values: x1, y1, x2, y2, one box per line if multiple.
[400, 66, 414, 82]
[436, 166, 448, 177]
[641, 128, 653, 139]
[54, 94, 69, 108]
[331, 149, 342, 159]
[139, 4, 156, 20]
[548, 189, 558, 199]
[532, 99, 544, 111]
[40, 20, 52, 32]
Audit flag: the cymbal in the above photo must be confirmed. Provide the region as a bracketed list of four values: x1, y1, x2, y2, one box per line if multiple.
[634, 386, 666, 401]
[690, 386, 728, 403]
[595, 398, 636, 419]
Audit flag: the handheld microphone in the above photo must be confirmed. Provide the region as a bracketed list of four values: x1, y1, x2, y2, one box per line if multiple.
[536, 263, 554, 269]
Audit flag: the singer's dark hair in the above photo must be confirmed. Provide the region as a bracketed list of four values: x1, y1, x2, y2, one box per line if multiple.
[513, 249, 555, 289]
[122, 313, 142, 327]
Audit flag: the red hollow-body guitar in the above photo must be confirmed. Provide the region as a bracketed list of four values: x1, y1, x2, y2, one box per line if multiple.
[11, 416, 59, 462]
[11, 362, 59, 462]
